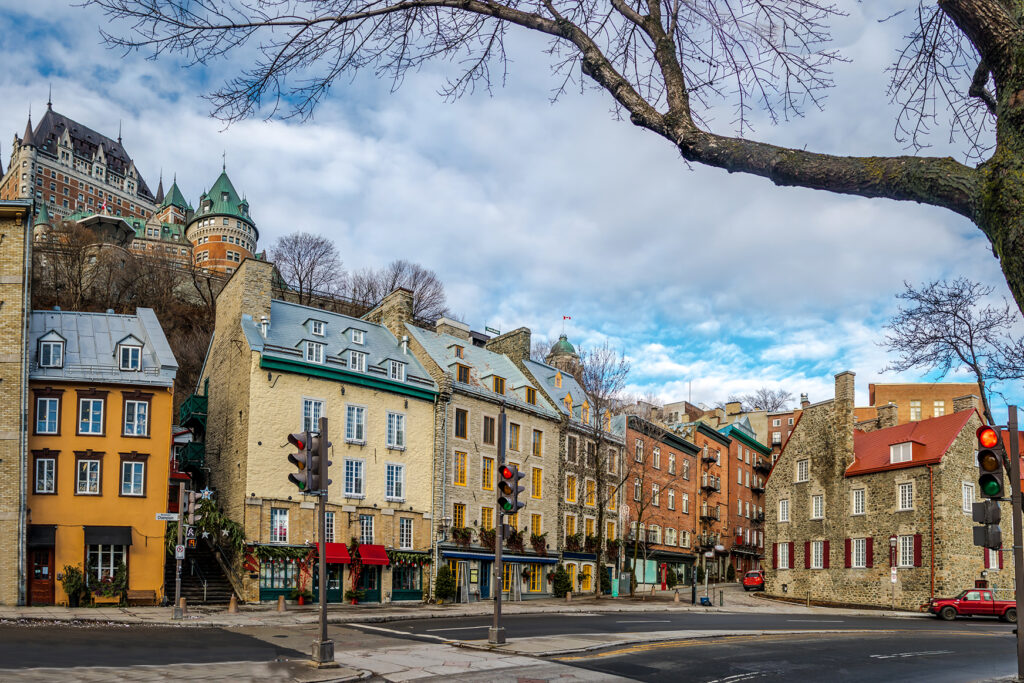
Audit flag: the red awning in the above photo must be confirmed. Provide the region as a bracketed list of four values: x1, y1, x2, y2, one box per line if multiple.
[316, 543, 351, 564]
[358, 544, 390, 566]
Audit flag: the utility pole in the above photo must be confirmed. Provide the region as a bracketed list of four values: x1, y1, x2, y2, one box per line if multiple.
[312, 416, 337, 668]
[173, 482, 184, 619]
[1007, 406, 1022, 681]
[489, 407, 506, 645]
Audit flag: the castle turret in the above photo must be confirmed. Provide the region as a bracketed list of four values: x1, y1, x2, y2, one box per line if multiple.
[546, 333, 582, 376]
[184, 168, 258, 275]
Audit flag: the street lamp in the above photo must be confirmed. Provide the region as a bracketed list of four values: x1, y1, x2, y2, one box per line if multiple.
[437, 515, 453, 541]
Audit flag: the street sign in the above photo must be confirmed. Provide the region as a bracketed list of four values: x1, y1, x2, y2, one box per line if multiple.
[185, 526, 197, 539]
[156, 513, 179, 521]
[890, 567, 897, 584]
[704, 551, 714, 558]
[175, 544, 185, 560]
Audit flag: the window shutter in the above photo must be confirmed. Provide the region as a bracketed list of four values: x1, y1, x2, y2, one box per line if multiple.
[866, 537, 874, 568]
[844, 539, 851, 568]
[772, 543, 778, 569]
[1000, 548, 1005, 570]
[823, 540, 830, 569]
[804, 541, 811, 569]
[913, 534, 922, 567]
[984, 549, 991, 570]
[789, 543, 795, 569]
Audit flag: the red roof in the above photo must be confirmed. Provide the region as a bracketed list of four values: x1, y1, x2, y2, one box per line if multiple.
[846, 409, 976, 477]
[357, 544, 390, 566]
[316, 542, 351, 564]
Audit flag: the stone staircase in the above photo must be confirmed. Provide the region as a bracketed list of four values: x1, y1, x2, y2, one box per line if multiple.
[164, 541, 236, 605]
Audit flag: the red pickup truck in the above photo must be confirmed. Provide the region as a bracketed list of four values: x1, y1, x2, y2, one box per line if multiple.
[924, 589, 1017, 622]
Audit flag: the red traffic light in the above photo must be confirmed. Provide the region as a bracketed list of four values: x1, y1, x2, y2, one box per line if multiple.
[499, 465, 514, 479]
[288, 432, 307, 451]
[978, 426, 1000, 449]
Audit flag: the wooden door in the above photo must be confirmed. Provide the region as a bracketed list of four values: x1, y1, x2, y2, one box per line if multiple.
[29, 549, 55, 605]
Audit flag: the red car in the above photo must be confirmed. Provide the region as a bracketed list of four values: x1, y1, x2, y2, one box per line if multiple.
[742, 570, 765, 591]
[923, 588, 1017, 622]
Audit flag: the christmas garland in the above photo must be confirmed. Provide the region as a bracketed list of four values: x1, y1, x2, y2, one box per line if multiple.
[387, 550, 432, 566]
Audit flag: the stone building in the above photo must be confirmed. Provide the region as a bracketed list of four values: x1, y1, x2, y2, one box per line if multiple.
[0, 200, 32, 605]
[196, 259, 437, 603]
[494, 331, 625, 594]
[623, 415, 700, 588]
[375, 298, 562, 602]
[0, 103, 157, 222]
[764, 371, 1006, 610]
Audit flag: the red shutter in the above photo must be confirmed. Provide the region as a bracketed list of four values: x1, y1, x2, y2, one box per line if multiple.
[789, 543, 795, 569]
[823, 540, 830, 569]
[984, 549, 991, 570]
[804, 541, 811, 569]
[844, 539, 851, 568]
[913, 534, 923, 567]
[1000, 548, 1005, 570]
[866, 537, 874, 568]
[772, 543, 778, 569]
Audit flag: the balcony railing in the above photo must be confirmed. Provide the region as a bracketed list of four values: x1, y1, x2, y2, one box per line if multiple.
[753, 460, 772, 474]
[696, 534, 717, 548]
[699, 508, 720, 522]
[751, 484, 765, 495]
[700, 476, 721, 492]
[731, 543, 762, 556]
[178, 393, 208, 431]
[701, 450, 717, 464]
[177, 441, 205, 470]
[751, 513, 765, 526]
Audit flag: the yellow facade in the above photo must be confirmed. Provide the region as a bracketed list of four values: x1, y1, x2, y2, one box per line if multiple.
[27, 379, 173, 604]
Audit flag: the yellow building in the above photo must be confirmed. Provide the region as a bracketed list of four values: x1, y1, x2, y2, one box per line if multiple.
[25, 307, 177, 605]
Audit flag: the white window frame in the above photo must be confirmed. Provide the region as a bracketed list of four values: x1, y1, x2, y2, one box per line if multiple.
[386, 412, 406, 449]
[890, 442, 912, 464]
[668, 452, 676, 474]
[652, 483, 660, 506]
[681, 492, 689, 513]
[344, 458, 365, 498]
[351, 329, 365, 344]
[79, 398, 104, 435]
[852, 488, 865, 516]
[778, 542, 790, 570]
[120, 460, 145, 496]
[811, 540, 824, 569]
[667, 489, 676, 510]
[399, 518, 413, 550]
[963, 482, 975, 513]
[310, 320, 325, 336]
[349, 350, 367, 372]
[39, 341, 64, 368]
[123, 400, 148, 436]
[811, 494, 824, 519]
[386, 463, 406, 501]
[35, 457, 55, 494]
[796, 459, 809, 482]
[36, 397, 59, 434]
[653, 447, 661, 469]
[119, 344, 142, 371]
[909, 400, 922, 421]
[305, 341, 324, 364]
[852, 538, 867, 569]
[898, 534, 914, 568]
[779, 498, 789, 523]
[345, 404, 366, 443]
[270, 508, 289, 543]
[389, 361, 406, 382]
[898, 482, 914, 511]
[324, 511, 335, 543]
[302, 398, 324, 433]
[359, 514, 374, 544]
[933, 400, 945, 417]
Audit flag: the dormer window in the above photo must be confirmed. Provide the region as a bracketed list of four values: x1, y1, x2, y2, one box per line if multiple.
[351, 329, 364, 344]
[305, 341, 324, 364]
[564, 394, 573, 412]
[310, 320, 325, 337]
[349, 350, 366, 372]
[456, 364, 470, 383]
[890, 442, 913, 464]
[39, 340, 64, 368]
[526, 387, 536, 405]
[389, 361, 406, 382]
[582, 401, 590, 424]
[119, 344, 142, 371]
[493, 377, 506, 395]
[554, 372, 562, 388]
[454, 345, 464, 359]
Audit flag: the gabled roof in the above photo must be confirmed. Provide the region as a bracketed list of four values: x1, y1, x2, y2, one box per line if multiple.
[846, 409, 977, 477]
[28, 307, 177, 386]
[523, 358, 589, 420]
[160, 180, 193, 212]
[720, 421, 771, 455]
[193, 170, 252, 227]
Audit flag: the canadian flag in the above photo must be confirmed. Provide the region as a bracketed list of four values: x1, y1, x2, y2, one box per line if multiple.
[99, 199, 108, 214]
[563, 315, 571, 320]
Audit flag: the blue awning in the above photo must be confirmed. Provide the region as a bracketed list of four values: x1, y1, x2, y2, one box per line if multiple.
[441, 550, 558, 564]
[562, 551, 597, 561]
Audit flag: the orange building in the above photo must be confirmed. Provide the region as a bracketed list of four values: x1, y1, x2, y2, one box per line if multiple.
[25, 308, 177, 605]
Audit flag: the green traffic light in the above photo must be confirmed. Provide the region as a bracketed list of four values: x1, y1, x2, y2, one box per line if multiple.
[499, 498, 512, 511]
[980, 475, 1003, 497]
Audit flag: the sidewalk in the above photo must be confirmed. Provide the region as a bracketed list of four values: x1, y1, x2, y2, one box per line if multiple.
[0, 585, 926, 628]
[0, 660, 367, 683]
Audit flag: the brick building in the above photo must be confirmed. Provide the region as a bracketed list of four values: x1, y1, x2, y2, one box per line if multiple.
[0, 104, 157, 222]
[623, 415, 700, 587]
[720, 421, 771, 576]
[0, 200, 32, 605]
[857, 382, 982, 425]
[764, 371, 1006, 610]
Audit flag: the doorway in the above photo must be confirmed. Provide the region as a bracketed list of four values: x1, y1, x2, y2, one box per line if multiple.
[29, 548, 55, 605]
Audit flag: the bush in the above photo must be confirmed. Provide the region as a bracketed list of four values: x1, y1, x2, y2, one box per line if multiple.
[665, 568, 678, 589]
[600, 569, 611, 594]
[551, 565, 572, 598]
[696, 565, 705, 584]
[726, 564, 736, 581]
[435, 566, 456, 602]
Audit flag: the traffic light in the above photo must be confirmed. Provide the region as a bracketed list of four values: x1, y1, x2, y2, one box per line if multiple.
[185, 490, 200, 525]
[973, 500, 1003, 549]
[977, 425, 1005, 499]
[287, 431, 314, 492]
[306, 431, 333, 492]
[497, 464, 526, 515]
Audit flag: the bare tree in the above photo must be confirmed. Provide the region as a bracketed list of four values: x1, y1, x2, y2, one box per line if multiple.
[269, 232, 344, 306]
[531, 339, 553, 363]
[89, 1, 1024, 315]
[349, 259, 449, 321]
[740, 388, 794, 412]
[882, 277, 1024, 425]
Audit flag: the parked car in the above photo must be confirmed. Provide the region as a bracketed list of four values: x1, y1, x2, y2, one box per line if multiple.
[742, 570, 765, 591]
[923, 589, 1017, 622]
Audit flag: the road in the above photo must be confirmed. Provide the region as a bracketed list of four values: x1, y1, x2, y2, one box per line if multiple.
[0, 611, 1017, 681]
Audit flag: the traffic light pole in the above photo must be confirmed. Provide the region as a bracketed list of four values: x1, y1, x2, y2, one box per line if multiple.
[1007, 406, 1023, 682]
[489, 407, 506, 646]
[312, 416, 337, 668]
[173, 482, 184, 620]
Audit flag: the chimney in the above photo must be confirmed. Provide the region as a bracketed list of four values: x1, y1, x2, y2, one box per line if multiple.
[953, 394, 981, 414]
[725, 401, 742, 416]
[876, 402, 897, 429]
[402, 335, 409, 355]
[365, 287, 414, 338]
[436, 316, 471, 341]
[484, 327, 531, 363]
[800, 393, 809, 409]
[834, 371, 856, 460]
[260, 315, 269, 338]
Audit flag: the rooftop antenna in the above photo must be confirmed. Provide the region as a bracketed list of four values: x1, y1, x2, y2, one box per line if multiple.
[117, 120, 122, 144]
[47, 84, 52, 110]
[222, 150, 226, 171]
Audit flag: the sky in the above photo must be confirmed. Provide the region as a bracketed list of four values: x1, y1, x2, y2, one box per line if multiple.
[2, 1, 1021, 421]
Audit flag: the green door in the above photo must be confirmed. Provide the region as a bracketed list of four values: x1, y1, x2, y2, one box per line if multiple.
[391, 565, 423, 601]
[358, 566, 381, 603]
[312, 565, 344, 603]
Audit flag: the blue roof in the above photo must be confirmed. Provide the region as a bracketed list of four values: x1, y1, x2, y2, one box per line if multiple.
[405, 324, 558, 418]
[523, 358, 592, 420]
[29, 307, 177, 386]
[241, 300, 437, 396]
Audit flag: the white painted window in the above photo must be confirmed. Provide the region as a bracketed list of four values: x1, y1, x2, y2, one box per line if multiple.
[119, 345, 141, 371]
[39, 341, 64, 368]
[796, 459, 809, 482]
[779, 499, 789, 522]
[668, 452, 676, 474]
[311, 320, 325, 336]
[634, 439, 643, 462]
[399, 518, 413, 550]
[890, 442, 912, 464]
[963, 482, 975, 513]
[302, 398, 324, 433]
[667, 489, 675, 510]
[898, 482, 914, 510]
[811, 540, 824, 569]
[324, 511, 335, 543]
[898, 534, 914, 567]
[349, 350, 366, 372]
[811, 494, 824, 519]
[852, 538, 867, 568]
[344, 459, 365, 497]
[909, 400, 922, 421]
[737, 499, 743, 516]
[351, 329, 364, 344]
[270, 508, 288, 543]
[305, 341, 324, 364]
[386, 463, 405, 501]
[653, 447, 661, 469]
[773, 419, 781, 427]
[79, 399, 103, 435]
[682, 493, 689, 513]
[745, 501, 750, 518]
[123, 400, 148, 436]
[359, 514, 374, 544]
[852, 489, 865, 516]
[345, 405, 366, 443]
[778, 542, 790, 570]
[680, 531, 691, 548]
[35, 458, 55, 494]
[36, 397, 59, 434]
[386, 412, 406, 449]
[121, 461, 145, 496]
[933, 400, 945, 417]
[389, 361, 406, 381]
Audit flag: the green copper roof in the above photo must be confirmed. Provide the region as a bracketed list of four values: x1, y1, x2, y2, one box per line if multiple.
[34, 202, 51, 226]
[160, 180, 193, 212]
[194, 170, 252, 224]
[550, 334, 577, 357]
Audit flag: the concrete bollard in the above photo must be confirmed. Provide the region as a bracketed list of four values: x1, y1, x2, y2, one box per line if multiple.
[228, 595, 238, 613]
[719, 590, 723, 606]
[674, 590, 679, 603]
[566, 591, 572, 602]
[179, 597, 187, 615]
[277, 595, 286, 612]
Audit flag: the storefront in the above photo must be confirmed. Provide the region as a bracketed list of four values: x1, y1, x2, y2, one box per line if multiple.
[390, 551, 429, 601]
[311, 542, 351, 603]
[440, 547, 558, 601]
